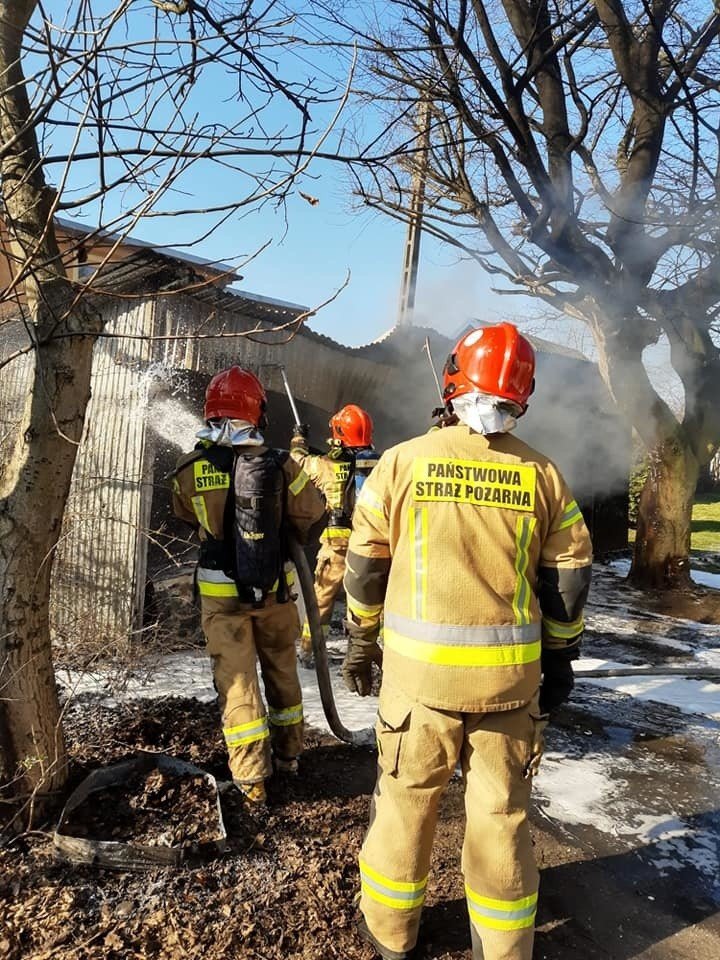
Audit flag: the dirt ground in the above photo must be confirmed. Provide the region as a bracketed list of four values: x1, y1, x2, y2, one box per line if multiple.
[1, 692, 718, 960]
[3, 563, 720, 959]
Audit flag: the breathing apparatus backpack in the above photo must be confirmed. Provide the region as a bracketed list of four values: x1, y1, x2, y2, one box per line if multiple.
[353, 446, 379, 495]
[233, 449, 289, 605]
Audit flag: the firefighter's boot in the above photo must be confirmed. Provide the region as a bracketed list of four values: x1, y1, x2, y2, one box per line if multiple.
[357, 918, 416, 960]
[234, 780, 267, 805]
[297, 646, 315, 670]
[273, 755, 300, 776]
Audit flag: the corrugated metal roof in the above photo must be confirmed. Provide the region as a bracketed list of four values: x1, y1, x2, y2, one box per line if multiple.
[4, 249, 590, 367]
[87, 250, 310, 327]
[55, 215, 243, 284]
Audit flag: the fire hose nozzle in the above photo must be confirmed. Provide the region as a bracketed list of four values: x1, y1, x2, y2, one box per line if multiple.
[259, 361, 302, 428]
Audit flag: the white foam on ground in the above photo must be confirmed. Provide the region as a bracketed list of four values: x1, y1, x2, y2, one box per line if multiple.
[535, 749, 626, 835]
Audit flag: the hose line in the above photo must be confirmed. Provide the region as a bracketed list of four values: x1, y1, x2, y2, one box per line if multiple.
[289, 537, 375, 747]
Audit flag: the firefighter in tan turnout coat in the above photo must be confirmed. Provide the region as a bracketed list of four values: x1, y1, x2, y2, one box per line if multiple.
[342, 323, 593, 960]
[290, 404, 378, 665]
[172, 367, 325, 804]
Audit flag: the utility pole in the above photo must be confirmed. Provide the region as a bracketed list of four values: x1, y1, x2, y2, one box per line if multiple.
[397, 98, 430, 327]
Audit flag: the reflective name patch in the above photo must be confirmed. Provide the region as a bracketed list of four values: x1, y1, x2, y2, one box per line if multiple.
[333, 462, 351, 482]
[412, 458, 536, 511]
[193, 460, 230, 491]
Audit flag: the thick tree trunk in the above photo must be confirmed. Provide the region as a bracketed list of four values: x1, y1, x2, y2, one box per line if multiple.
[589, 309, 712, 591]
[630, 437, 700, 589]
[0, 314, 97, 827]
[0, 0, 101, 828]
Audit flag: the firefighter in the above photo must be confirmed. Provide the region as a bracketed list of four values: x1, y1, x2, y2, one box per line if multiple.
[342, 323, 593, 960]
[171, 366, 325, 804]
[290, 404, 379, 667]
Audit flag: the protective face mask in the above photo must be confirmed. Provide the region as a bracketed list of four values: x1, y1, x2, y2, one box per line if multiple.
[451, 392, 520, 436]
[196, 418, 264, 447]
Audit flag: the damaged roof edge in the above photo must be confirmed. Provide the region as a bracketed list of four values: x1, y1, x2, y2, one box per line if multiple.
[54, 215, 243, 283]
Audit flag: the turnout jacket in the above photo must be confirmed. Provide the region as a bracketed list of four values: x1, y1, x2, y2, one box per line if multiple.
[172, 442, 325, 600]
[344, 424, 592, 712]
[290, 439, 379, 541]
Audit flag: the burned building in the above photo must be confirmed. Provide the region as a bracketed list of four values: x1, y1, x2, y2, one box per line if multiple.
[0, 247, 628, 651]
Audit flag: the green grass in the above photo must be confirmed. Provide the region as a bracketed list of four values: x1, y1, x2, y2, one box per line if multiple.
[627, 493, 720, 561]
[691, 493, 720, 556]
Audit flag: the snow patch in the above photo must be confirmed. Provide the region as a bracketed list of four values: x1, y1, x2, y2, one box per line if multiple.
[535, 751, 720, 896]
[691, 569, 720, 589]
[576, 657, 720, 719]
[58, 650, 379, 739]
[625, 815, 720, 895]
[609, 557, 720, 590]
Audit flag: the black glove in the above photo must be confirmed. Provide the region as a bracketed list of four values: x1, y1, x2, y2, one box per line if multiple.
[342, 620, 383, 696]
[539, 649, 575, 714]
[291, 423, 310, 443]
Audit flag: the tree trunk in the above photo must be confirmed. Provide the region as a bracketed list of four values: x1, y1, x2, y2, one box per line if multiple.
[0, 0, 101, 828]
[630, 436, 700, 589]
[0, 310, 98, 828]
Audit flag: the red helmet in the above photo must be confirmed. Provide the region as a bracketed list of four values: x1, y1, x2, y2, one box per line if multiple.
[442, 323, 535, 409]
[204, 366, 266, 425]
[330, 404, 373, 447]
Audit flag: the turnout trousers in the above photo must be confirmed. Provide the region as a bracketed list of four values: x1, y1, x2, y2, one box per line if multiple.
[359, 683, 546, 960]
[201, 594, 304, 783]
[300, 537, 348, 655]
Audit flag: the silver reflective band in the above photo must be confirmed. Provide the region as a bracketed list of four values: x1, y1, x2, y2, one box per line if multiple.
[362, 874, 424, 902]
[197, 567, 236, 584]
[383, 612, 540, 647]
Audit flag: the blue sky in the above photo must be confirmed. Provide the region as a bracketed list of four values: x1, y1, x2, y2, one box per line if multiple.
[34, 1, 523, 349]
[147, 166, 517, 347]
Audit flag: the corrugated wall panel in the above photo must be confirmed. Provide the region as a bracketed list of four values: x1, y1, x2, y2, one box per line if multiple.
[51, 299, 155, 653]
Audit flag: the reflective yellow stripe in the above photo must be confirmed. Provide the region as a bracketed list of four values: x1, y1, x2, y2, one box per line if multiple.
[289, 470, 310, 496]
[321, 527, 352, 540]
[223, 716, 269, 746]
[360, 859, 427, 910]
[191, 495, 211, 532]
[301, 622, 329, 640]
[198, 579, 239, 597]
[268, 703, 303, 726]
[466, 885, 537, 931]
[556, 500, 583, 531]
[408, 506, 428, 621]
[542, 614, 584, 639]
[269, 570, 296, 593]
[384, 629, 541, 667]
[361, 883, 425, 911]
[512, 516, 536, 626]
[347, 594, 384, 618]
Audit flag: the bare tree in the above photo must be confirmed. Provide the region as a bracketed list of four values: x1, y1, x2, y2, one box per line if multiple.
[336, 0, 720, 587]
[0, 0, 345, 826]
